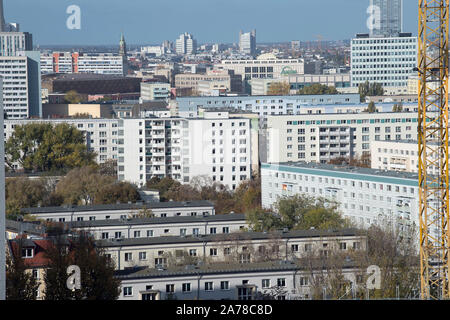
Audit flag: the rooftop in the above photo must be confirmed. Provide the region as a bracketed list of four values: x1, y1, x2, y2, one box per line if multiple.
[96, 228, 361, 248]
[20, 200, 215, 215]
[67, 213, 246, 228]
[263, 162, 420, 181]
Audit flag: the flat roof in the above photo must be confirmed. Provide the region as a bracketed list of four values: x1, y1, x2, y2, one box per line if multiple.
[21, 200, 215, 215]
[262, 162, 419, 181]
[97, 228, 361, 248]
[67, 213, 246, 228]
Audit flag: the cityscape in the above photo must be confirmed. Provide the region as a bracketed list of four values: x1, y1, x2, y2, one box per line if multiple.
[0, 0, 449, 306]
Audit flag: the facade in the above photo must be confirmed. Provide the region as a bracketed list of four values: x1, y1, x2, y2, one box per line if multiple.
[140, 82, 170, 101]
[370, 0, 403, 37]
[98, 228, 365, 271]
[68, 213, 248, 240]
[176, 94, 361, 127]
[371, 139, 436, 175]
[261, 162, 419, 230]
[215, 55, 304, 82]
[117, 260, 361, 300]
[0, 51, 42, 119]
[117, 112, 253, 189]
[239, 30, 256, 56]
[175, 70, 242, 94]
[266, 111, 418, 164]
[251, 74, 351, 95]
[40, 52, 124, 75]
[21, 201, 215, 222]
[350, 33, 417, 88]
[175, 33, 197, 55]
[0, 32, 32, 56]
[4, 118, 119, 166]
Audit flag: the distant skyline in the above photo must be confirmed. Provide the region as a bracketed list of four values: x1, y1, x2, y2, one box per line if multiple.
[5, 0, 418, 46]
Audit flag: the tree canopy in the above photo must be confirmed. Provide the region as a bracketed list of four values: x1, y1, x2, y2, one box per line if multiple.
[5, 123, 96, 173]
[297, 84, 338, 95]
[64, 90, 83, 104]
[358, 81, 384, 102]
[267, 82, 291, 95]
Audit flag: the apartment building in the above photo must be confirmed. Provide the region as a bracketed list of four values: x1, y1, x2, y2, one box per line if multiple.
[0, 51, 42, 119]
[0, 31, 32, 56]
[117, 112, 253, 189]
[20, 201, 215, 222]
[117, 260, 361, 300]
[350, 33, 417, 88]
[40, 52, 124, 75]
[98, 228, 365, 271]
[261, 162, 422, 231]
[175, 70, 242, 94]
[67, 213, 248, 240]
[371, 140, 437, 175]
[266, 111, 418, 164]
[4, 118, 119, 166]
[176, 94, 361, 126]
[140, 82, 170, 101]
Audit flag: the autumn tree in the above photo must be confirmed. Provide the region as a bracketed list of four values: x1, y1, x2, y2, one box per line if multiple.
[64, 90, 83, 104]
[44, 233, 121, 300]
[267, 82, 291, 95]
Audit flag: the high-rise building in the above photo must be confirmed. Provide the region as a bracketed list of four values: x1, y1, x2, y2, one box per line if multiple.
[369, 0, 402, 37]
[175, 33, 197, 55]
[0, 32, 32, 56]
[239, 30, 256, 56]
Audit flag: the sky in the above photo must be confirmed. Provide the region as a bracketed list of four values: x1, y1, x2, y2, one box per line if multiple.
[4, 0, 418, 46]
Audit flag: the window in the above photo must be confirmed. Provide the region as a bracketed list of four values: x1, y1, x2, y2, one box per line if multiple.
[134, 231, 141, 238]
[210, 227, 217, 234]
[222, 227, 229, 233]
[139, 252, 147, 261]
[123, 287, 133, 297]
[205, 282, 214, 291]
[262, 279, 270, 289]
[291, 244, 299, 252]
[300, 277, 309, 286]
[101, 232, 109, 239]
[189, 249, 197, 256]
[277, 278, 286, 287]
[210, 248, 218, 256]
[224, 247, 231, 255]
[125, 253, 132, 262]
[22, 248, 33, 258]
[166, 284, 175, 293]
[220, 281, 229, 290]
[182, 283, 191, 293]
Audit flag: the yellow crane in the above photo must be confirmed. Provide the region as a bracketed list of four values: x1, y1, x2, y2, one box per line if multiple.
[418, 0, 450, 299]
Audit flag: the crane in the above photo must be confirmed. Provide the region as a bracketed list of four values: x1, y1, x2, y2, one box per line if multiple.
[418, 0, 450, 299]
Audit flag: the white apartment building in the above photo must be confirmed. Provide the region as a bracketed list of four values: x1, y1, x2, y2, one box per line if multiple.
[117, 260, 361, 300]
[215, 54, 304, 81]
[68, 213, 248, 240]
[4, 118, 119, 166]
[20, 200, 215, 222]
[266, 111, 419, 164]
[118, 112, 253, 190]
[99, 228, 365, 271]
[175, 33, 197, 55]
[371, 140, 438, 175]
[0, 32, 32, 57]
[0, 51, 41, 119]
[350, 33, 417, 88]
[140, 82, 170, 101]
[261, 162, 423, 232]
[40, 52, 124, 75]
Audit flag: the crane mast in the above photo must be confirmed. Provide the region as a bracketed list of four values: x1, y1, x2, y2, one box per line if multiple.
[418, 0, 450, 300]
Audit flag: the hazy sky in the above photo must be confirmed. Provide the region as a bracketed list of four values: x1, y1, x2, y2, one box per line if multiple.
[5, 0, 418, 45]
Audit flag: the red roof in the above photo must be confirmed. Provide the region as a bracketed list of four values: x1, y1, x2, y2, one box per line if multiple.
[9, 239, 53, 268]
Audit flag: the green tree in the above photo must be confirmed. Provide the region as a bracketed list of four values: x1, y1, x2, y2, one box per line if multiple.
[267, 82, 291, 95]
[392, 102, 403, 112]
[5, 123, 96, 173]
[364, 101, 377, 113]
[6, 239, 40, 300]
[297, 84, 338, 95]
[358, 81, 384, 102]
[64, 90, 82, 104]
[146, 177, 181, 201]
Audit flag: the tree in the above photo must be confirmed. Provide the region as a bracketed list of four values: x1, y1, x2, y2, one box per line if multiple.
[98, 159, 118, 177]
[364, 101, 377, 113]
[53, 166, 140, 206]
[5, 123, 96, 173]
[146, 177, 181, 201]
[297, 84, 338, 95]
[392, 103, 403, 112]
[247, 194, 349, 232]
[129, 206, 154, 219]
[64, 90, 82, 104]
[267, 82, 291, 95]
[44, 233, 121, 300]
[358, 81, 384, 102]
[6, 239, 40, 300]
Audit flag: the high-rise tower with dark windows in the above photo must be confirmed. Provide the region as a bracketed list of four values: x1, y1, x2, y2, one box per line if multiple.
[369, 0, 403, 37]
